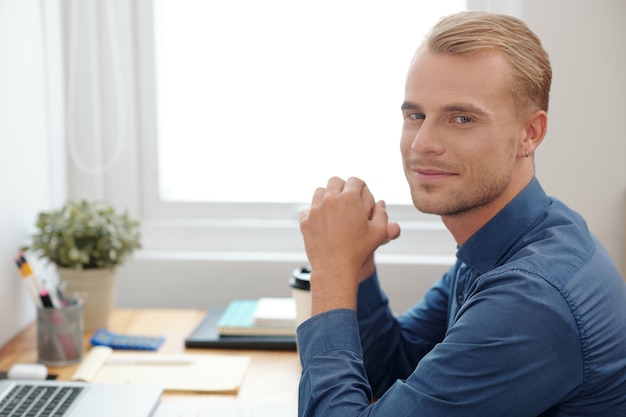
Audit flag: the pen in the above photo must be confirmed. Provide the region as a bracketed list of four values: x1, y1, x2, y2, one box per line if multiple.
[56, 280, 69, 307]
[14, 253, 44, 308]
[40, 290, 55, 308]
[15, 253, 63, 309]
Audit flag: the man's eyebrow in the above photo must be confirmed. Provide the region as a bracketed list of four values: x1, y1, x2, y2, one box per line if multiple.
[401, 102, 488, 116]
[400, 101, 420, 111]
[442, 104, 488, 115]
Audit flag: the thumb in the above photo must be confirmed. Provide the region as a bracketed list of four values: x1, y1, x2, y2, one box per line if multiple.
[371, 200, 401, 243]
[387, 221, 401, 242]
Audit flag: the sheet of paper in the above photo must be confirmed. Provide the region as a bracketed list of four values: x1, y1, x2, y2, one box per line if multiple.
[72, 346, 251, 393]
[153, 400, 295, 417]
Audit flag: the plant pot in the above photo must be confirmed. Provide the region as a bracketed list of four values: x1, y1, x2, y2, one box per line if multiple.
[57, 267, 118, 331]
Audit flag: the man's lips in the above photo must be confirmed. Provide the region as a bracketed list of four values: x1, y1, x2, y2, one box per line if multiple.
[410, 167, 458, 181]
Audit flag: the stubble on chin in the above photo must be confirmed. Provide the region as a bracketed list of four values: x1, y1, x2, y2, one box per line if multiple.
[410, 177, 510, 217]
[410, 184, 461, 216]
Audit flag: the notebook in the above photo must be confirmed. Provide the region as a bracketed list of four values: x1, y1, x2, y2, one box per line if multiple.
[0, 379, 162, 417]
[217, 299, 296, 337]
[185, 307, 296, 351]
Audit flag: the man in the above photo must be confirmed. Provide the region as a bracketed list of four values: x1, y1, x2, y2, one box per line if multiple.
[297, 11, 626, 417]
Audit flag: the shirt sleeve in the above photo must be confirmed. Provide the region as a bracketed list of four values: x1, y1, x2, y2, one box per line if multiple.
[356, 270, 453, 398]
[296, 269, 584, 417]
[297, 309, 372, 417]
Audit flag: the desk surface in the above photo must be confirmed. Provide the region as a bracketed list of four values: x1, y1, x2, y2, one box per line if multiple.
[0, 309, 301, 412]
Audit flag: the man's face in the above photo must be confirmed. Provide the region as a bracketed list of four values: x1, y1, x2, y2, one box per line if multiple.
[400, 49, 526, 217]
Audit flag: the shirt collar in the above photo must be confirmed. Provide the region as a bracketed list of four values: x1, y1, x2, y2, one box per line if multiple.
[456, 177, 551, 274]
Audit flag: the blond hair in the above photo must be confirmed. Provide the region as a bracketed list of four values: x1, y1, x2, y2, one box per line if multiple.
[424, 11, 551, 117]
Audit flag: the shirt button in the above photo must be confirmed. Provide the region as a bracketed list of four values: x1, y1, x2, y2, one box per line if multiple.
[457, 294, 464, 305]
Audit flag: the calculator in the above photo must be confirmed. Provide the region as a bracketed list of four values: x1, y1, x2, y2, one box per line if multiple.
[90, 328, 165, 351]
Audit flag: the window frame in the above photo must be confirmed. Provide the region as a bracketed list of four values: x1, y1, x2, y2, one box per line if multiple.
[64, 0, 521, 264]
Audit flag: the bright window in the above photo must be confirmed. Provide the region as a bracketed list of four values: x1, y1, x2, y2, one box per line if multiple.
[153, 0, 466, 205]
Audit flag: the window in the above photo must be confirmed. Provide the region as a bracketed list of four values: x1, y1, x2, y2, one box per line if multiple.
[151, 0, 465, 206]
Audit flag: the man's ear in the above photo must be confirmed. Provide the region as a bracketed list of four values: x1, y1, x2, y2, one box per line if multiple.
[521, 110, 548, 157]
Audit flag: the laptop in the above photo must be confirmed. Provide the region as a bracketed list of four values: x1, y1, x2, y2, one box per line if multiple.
[0, 379, 162, 417]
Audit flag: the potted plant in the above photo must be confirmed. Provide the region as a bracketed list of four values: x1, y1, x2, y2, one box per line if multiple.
[26, 199, 141, 330]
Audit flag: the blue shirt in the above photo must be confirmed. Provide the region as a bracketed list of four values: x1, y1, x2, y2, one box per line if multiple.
[297, 178, 626, 416]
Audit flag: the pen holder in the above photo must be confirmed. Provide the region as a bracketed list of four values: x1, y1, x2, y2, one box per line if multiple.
[36, 304, 84, 366]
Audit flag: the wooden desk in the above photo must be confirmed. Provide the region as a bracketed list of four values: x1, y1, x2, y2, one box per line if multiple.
[0, 309, 301, 413]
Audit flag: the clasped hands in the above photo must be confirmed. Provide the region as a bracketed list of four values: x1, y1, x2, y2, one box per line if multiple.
[299, 177, 401, 315]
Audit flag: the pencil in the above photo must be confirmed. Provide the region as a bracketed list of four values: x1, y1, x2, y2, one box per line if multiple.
[15, 253, 44, 307]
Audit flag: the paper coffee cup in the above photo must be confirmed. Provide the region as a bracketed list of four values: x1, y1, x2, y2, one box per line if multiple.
[289, 267, 311, 326]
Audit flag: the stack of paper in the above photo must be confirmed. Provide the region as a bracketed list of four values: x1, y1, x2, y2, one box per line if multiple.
[218, 298, 296, 337]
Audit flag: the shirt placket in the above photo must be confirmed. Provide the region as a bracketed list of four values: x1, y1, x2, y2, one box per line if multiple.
[448, 262, 468, 328]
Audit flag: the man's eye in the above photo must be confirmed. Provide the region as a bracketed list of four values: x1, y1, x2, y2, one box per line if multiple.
[409, 113, 425, 120]
[453, 115, 472, 124]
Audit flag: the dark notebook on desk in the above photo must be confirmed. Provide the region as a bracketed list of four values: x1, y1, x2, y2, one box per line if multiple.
[185, 307, 297, 351]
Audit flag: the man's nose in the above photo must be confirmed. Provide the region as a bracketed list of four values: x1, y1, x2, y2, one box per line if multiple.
[411, 120, 444, 155]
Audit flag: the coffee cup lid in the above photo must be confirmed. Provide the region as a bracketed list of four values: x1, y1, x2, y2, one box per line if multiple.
[289, 267, 311, 290]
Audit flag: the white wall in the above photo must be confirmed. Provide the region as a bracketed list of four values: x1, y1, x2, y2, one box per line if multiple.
[0, 0, 65, 347]
[524, 0, 626, 273]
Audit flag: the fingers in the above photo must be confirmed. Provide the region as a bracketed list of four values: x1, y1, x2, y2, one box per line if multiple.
[327, 176, 348, 192]
[304, 177, 399, 242]
[311, 176, 350, 205]
[299, 208, 310, 223]
[371, 200, 401, 243]
[316, 177, 374, 217]
[307, 177, 389, 213]
[319, 176, 350, 200]
[306, 177, 387, 231]
[311, 187, 326, 205]
[356, 180, 376, 219]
